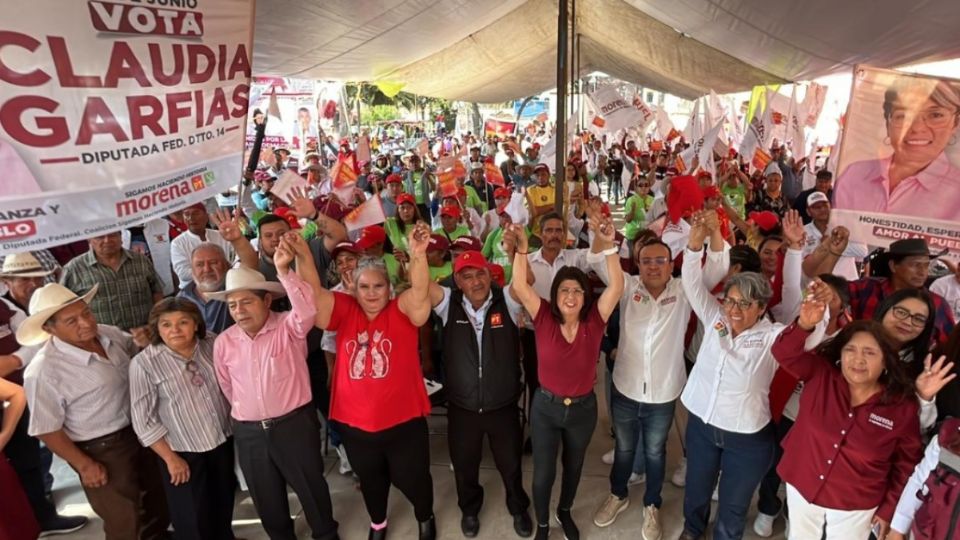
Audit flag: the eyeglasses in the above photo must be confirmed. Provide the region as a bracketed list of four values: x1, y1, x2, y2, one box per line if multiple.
[184, 361, 205, 387]
[890, 306, 928, 328]
[722, 297, 756, 310]
[889, 108, 958, 129]
[558, 287, 585, 297]
[640, 257, 670, 266]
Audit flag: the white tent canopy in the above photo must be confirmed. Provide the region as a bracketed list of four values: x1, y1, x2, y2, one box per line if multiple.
[253, 0, 960, 102]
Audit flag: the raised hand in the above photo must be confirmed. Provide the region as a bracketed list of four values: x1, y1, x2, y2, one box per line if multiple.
[827, 226, 850, 255]
[916, 354, 957, 401]
[287, 186, 318, 220]
[273, 235, 296, 273]
[798, 281, 827, 330]
[282, 231, 310, 259]
[781, 209, 805, 248]
[509, 223, 529, 254]
[211, 209, 243, 242]
[590, 214, 615, 245]
[407, 222, 431, 257]
[701, 209, 720, 233]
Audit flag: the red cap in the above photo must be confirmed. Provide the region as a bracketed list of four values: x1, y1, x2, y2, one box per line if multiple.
[452, 236, 482, 252]
[355, 226, 387, 250]
[331, 241, 359, 259]
[487, 263, 505, 286]
[701, 185, 722, 199]
[386, 173, 403, 184]
[185, 202, 207, 212]
[396, 193, 416, 206]
[428, 234, 450, 252]
[440, 206, 462, 219]
[273, 207, 302, 229]
[533, 163, 550, 174]
[748, 211, 780, 233]
[453, 250, 488, 273]
[639, 151, 651, 157]
[494, 187, 512, 199]
[665, 167, 680, 176]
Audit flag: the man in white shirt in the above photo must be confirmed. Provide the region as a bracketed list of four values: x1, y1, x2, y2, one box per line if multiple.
[799, 192, 868, 281]
[170, 203, 236, 288]
[591, 236, 727, 537]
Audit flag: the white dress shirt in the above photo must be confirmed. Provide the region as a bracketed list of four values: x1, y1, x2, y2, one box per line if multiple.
[170, 229, 236, 289]
[433, 285, 524, 355]
[680, 247, 826, 433]
[1, 297, 38, 369]
[930, 274, 960, 322]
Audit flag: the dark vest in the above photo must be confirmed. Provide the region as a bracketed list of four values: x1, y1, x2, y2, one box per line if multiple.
[442, 287, 521, 412]
[0, 300, 23, 385]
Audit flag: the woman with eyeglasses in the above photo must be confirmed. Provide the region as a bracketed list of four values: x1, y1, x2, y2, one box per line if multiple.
[677, 208, 824, 540]
[130, 298, 236, 540]
[872, 288, 945, 429]
[834, 78, 960, 222]
[769, 289, 935, 539]
[508, 214, 624, 540]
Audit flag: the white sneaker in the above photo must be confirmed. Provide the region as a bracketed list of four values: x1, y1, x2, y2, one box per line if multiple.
[671, 457, 686, 487]
[335, 445, 352, 475]
[753, 512, 777, 537]
[628, 472, 646, 486]
[784, 516, 790, 538]
[601, 449, 615, 465]
[641, 505, 663, 540]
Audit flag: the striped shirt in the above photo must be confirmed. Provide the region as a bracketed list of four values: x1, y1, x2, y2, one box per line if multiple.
[129, 336, 232, 453]
[24, 325, 139, 441]
[61, 249, 163, 331]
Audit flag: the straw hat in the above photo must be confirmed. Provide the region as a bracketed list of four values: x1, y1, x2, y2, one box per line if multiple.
[0, 253, 54, 278]
[205, 267, 286, 302]
[16, 284, 99, 346]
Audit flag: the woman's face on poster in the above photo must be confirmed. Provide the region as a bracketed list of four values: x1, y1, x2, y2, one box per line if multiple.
[887, 85, 959, 166]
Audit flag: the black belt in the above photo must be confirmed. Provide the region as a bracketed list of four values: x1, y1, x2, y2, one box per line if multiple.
[235, 404, 310, 430]
[539, 388, 593, 406]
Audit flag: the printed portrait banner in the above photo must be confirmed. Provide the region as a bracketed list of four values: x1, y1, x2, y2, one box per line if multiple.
[483, 118, 517, 138]
[0, 0, 255, 254]
[833, 66, 960, 260]
[245, 77, 329, 155]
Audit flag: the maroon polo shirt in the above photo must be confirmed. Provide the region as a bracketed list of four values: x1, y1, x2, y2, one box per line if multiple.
[772, 324, 923, 521]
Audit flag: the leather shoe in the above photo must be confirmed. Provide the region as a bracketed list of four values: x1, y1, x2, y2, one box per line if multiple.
[513, 511, 533, 537]
[461, 514, 479, 537]
[419, 515, 436, 540]
[367, 526, 387, 540]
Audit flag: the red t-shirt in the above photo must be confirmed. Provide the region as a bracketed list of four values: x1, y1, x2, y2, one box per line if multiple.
[533, 301, 605, 397]
[327, 292, 431, 432]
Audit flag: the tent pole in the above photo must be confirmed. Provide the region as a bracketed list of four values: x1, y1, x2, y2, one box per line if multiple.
[554, 0, 569, 214]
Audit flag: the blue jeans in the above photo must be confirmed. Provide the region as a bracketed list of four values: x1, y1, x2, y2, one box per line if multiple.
[609, 386, 675, 507]
[604, 363, 645, 476]
[683, 413, 775, 540]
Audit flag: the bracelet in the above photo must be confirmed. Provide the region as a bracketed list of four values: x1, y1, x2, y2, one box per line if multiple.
[309, 210, 319, 221]
[829, 250, 843, 257]
[516, 250, 529, 255]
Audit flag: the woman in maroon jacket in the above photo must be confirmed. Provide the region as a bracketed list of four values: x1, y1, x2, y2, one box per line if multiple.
[770, 282, 950, 539]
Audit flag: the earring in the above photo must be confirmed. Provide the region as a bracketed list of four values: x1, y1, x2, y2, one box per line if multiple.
[883, 136, 891, 146]
[950, 134, 958, 146]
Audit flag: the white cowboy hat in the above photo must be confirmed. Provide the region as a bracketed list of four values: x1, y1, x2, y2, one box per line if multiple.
[0, 252, 53, 278]
[204, 266, 287, 302]
[16, 283, 99, 346]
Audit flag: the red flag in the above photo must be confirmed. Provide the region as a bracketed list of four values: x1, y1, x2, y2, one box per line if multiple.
[343, 196, 387, 232]
[666, 128, 681, 142]
[484, 161, 505, 187]
[649, 140, 664, 152]
[331, 157, 358, 190]
[674, 155, 686, 174]
[591, 116, 606, 128]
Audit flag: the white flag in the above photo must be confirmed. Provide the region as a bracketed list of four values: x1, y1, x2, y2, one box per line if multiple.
[654, 107, 677, 141]
[683, 98, 702, 143]
[707, 90, 727, 142]
[801, 82, 828, 128]
[631, 95, 657, 132]
[739, 98, 774, 169]
[586, 85, 645, 134]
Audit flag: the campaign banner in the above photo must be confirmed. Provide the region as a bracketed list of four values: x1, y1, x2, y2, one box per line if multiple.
[244, 78, 341, 155]
[833, 66, 960, 260]
[483, 118, 516, 138]
[0, 0, 254, 254]
[587, 85, 645, 134]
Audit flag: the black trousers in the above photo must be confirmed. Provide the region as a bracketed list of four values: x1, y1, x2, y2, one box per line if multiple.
[530, 390, 597, 525]
[519, 330, 539, 419]
[757, 416, 795, 516]
[447, 403, 530, 517]
[158, 439, 237, 540]
[233, 407, 338, 540]
[4, 409, 58, 524]
[339, 417, 434, 524]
